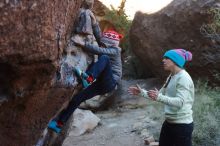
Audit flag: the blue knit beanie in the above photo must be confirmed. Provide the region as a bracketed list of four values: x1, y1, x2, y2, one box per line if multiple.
[163, 49, 192, 68]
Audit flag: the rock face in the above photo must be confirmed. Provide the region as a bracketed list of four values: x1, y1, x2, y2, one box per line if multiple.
[130, 0, 220, 84]
[0, 0, 82, 146]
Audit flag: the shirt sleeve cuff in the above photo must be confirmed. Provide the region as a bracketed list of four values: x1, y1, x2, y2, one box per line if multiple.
[157, 93, 165, 102]
[139, 89, 149, 99]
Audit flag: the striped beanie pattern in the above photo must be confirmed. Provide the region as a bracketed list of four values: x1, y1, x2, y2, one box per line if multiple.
[164, 49, 192, 68]
[100, 30, 123, 47]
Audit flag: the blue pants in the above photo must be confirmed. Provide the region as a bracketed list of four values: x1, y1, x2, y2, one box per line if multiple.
[58, 55, 117, 123]
[159, 121, 194, 146]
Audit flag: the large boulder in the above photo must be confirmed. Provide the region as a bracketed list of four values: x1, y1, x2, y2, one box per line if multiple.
[130, 0, 220, 84]
[0, 0, 113, 145]
[0, 1, 81, 146]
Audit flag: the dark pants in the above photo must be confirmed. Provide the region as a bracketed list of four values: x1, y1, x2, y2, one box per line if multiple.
[159, 121, 194, 146]
[58, 55, 117, 123]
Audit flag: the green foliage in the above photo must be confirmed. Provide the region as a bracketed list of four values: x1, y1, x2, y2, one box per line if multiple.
[104, 7, 132, 51]
[193, 80, 220, 146]
[200, 8, 220, 84]
[105, 8, 131, 33]
[200, 8, 220, 38]
[208, 8, 220, 32]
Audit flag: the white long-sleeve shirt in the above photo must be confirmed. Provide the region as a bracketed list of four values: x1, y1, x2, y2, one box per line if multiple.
[140, 70, 194, 124]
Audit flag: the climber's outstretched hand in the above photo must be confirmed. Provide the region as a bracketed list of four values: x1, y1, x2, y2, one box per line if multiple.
[128, 85, 141, 95]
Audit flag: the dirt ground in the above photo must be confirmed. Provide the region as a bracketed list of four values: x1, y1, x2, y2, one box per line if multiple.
[63, 80, 164, 146]
[63, 108, 161, 146]
[62, 79, 164, 146]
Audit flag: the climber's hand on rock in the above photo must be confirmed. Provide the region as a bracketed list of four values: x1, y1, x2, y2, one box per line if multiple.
[72, 35, 85, 47]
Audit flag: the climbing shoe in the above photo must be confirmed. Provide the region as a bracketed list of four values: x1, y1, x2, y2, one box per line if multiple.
[73, 67, 95, 88]
[48, 120, 63, 133]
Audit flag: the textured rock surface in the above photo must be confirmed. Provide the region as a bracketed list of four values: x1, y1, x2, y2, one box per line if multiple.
[0, 0, 81, 146]
[130, 0, 220, 84]
[63, 109, 100, 139]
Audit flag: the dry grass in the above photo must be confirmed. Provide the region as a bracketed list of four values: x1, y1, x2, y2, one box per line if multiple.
[193, 80, 220, 146]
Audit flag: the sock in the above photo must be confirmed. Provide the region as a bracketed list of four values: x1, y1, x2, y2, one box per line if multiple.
[86, 75, 94, 84]
[57, 121, 64, 128]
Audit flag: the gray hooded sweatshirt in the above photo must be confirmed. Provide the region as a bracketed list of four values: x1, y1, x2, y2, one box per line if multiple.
[84, 43, 122, 83]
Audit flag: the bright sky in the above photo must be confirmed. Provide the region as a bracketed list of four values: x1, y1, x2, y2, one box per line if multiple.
[99, 0, 173, 19]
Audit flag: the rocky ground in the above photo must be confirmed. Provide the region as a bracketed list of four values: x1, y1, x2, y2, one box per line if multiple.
[63, 108, 161, 146]
[61, 79, 164, 146]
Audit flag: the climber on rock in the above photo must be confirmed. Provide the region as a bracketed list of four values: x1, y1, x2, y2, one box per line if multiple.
[57, 0, 102, 88]
[48, 29, 123, 133]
